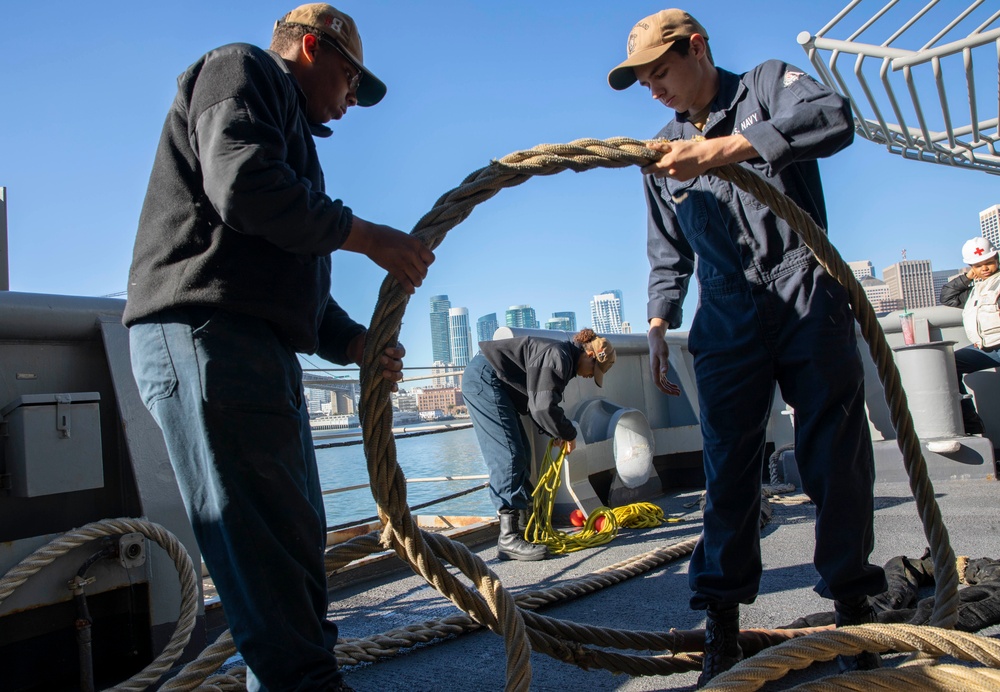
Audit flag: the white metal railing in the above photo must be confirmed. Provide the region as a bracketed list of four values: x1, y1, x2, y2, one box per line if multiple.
[0, 187, 8, 291]
[799, 0, 1000, 175]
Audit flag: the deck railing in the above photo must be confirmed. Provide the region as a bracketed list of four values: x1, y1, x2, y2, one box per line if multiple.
[799, 0, 1000, 175]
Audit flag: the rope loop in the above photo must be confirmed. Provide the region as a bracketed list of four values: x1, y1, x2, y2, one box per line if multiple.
[1, 138, 982, 691]
[356, 137, 964, 689]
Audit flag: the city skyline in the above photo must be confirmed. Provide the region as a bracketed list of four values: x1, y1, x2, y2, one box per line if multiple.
[3, 3, 999, 375]
[846, 211, 1000, 315]
[432, 230, 989, 365]
[428, 214, 994, 368]
[428, 291, 615, 368]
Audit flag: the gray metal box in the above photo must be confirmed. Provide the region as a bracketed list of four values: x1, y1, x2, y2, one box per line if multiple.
[2, 392, 104, 497]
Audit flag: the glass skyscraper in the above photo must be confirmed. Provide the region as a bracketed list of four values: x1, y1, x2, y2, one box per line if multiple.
[477, 312, 499, 344]
[505, 304, 539, 329]
[449, 307, 473, 367]
[429, 294, 452, 364]
[545, 316, 573, 331]
[552, 311, 577, 333]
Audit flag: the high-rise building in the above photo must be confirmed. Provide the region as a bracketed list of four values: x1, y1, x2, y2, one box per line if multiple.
[980, 204, 1000, 248]
[848, 260, 875, 281]
[552, 311, 577, 332]
[429, 294, 452, 365]
[449, 307, 473, 367]
[590, 290, 624, 334]
[304, 387, 331, 415]
[476, 313, 499, 344]
[505, 305, 539, 329]
[544, 316, 573, 331]
[933, 269, 962, 306]
[392, 389, 418, 413]
[883, 259, 936, 310]
[859, 276, 901, 315]
[431, 361, 458, 388]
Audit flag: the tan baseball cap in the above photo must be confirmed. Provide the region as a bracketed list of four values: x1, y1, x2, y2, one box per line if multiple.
[607, 9, 709, 90]
[587, 337, 616, 388]
[276, 3, 387, 107]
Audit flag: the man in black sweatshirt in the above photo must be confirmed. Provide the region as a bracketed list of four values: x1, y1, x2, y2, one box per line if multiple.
[124, 5, 433, 690]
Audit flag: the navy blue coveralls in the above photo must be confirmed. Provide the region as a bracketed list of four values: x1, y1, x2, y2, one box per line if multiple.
[645, 61, 887, 609]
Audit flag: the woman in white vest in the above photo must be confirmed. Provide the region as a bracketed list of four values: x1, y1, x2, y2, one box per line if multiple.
[955, 237, 1000, 434]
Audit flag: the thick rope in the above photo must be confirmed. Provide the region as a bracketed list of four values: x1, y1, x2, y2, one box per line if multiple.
[159, 630, 241, 691]
[0, 517, 199, 692]
[0, 139, 979, 690]
[356, 137, 966, 688]
[705, 623, 1000, 691]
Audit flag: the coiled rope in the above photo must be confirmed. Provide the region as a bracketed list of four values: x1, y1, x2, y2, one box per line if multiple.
[524, 440, 672, 554]
[0, 138, 983, 690]
[525, 442, 618, 553]
[0, 517, 199, 692]
[356, 137, 966, 689]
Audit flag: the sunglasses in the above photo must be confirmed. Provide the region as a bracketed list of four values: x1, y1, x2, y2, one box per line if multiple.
[318, 35, 363, 92]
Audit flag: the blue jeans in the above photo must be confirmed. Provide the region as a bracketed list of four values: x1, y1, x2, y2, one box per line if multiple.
[462, 354, 532, 511]
[954, 344, 1000, 395]
[129, 308, 341, 691]
[688, 266, 886, 609]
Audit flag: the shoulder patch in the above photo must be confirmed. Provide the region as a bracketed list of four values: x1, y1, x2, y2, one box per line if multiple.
[783, 70, 805, 87]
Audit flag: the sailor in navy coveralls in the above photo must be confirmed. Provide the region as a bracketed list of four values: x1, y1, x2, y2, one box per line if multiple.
[607, 9, 887, 684]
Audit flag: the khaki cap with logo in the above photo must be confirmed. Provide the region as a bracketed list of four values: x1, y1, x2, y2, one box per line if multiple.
[276, 3, 387, 107]
[587, 336, 617, 388]
[607, 9, 709, 90]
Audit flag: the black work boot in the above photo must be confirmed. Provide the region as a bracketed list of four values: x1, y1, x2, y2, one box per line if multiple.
[698, 604, 743, 688]
[834, 596, 881, 672]
[962, 397, 986, 435]
[497, 509, 548, 561]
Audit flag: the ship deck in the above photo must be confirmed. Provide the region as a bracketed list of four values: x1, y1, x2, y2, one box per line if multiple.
[310, 468, 1000, 691]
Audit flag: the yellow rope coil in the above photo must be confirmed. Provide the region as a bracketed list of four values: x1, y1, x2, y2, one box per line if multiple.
[524, 441, 673, 554]
[614, 502, 673, 528]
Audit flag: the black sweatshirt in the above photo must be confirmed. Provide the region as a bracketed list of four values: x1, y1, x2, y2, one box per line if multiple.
[123, 43, 364, 363]
[479, 337, 581, 440]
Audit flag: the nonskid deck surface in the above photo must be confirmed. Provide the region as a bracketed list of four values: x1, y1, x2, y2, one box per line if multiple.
[318, 478, 1000, 691]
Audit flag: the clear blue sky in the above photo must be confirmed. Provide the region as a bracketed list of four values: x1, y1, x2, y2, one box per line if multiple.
[2, 1, 997, 373]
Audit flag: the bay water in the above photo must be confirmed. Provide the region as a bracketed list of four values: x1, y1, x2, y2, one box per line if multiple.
[315, 426, 496, 527]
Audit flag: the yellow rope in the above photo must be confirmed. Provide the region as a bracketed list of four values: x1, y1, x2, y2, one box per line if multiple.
[614, 502, 674, 528]
[524, 441, 674, 554]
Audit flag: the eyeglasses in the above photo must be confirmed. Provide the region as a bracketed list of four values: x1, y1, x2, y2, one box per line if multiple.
[318, 34, 363, 92]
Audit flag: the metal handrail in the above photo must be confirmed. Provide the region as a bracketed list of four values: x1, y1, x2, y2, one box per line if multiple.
[799, 0, 1000, 175]
[325, 480, 490, 533]
[322, 474, 488, 498]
